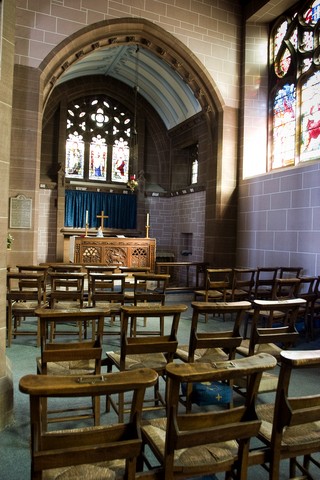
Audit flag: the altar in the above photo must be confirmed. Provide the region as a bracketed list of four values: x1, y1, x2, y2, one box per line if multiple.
[70, 236, 156, 271]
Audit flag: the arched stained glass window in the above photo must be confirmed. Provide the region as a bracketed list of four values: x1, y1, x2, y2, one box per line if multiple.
[269, 0, 320, 169]
[65, 95, 133, 184]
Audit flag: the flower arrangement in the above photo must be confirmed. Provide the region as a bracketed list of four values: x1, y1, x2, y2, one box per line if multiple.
[127, 174, 139, 192]
[7, 233, 14, 249]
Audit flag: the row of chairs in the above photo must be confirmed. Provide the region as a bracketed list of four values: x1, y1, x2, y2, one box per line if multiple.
[195, 266, 320, 338]
[6, 263, 170, 346]
[20, 299, 320, 479]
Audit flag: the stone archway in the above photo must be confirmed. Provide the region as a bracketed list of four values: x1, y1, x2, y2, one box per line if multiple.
[39, 17, 223, 117]
[37, 17, 236, 267]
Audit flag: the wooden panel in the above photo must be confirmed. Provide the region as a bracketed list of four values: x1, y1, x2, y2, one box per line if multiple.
[73, 237, 156, 271]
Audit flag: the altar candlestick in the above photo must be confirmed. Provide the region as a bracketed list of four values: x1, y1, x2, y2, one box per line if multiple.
[85, 210, 88, 225]
[146, 213, 150, 227]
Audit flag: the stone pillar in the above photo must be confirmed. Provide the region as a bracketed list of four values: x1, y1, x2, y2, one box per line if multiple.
[0, 0, 16, 430]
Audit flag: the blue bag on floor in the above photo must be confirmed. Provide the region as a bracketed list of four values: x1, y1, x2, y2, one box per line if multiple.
[181, 381, 231, 406]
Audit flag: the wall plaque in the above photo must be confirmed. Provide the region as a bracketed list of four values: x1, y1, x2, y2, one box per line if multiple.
[9, 194, 32, 229]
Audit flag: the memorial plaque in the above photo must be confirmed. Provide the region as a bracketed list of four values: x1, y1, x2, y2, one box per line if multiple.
[9, 194, 32, 229]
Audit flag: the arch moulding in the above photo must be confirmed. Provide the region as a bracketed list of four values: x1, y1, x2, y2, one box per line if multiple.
[39, 17, 224, 120]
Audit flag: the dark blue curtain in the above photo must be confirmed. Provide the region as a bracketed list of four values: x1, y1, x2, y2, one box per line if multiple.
[65, 190, 137, 229]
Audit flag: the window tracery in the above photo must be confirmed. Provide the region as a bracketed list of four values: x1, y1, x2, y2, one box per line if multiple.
[65, 95, 133, 184]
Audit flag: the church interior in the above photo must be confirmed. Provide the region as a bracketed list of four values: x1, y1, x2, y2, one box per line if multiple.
[1, 0, 320, 478]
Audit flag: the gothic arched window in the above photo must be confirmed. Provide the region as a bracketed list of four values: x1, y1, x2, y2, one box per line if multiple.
[65, 95, 133, 184]
[269, 0, 320, 169]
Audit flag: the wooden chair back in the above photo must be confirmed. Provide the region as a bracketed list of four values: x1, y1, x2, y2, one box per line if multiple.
[105, 304, 188, 421]
[272, 277, 301, 300]
[254, 267, 279, 299]
[48, 271, 86, 308]
[19, 368, 158, 480]
[256, 350, 320, 479]
[247, 298, 306, 356]
[141, 353, 277, 479]
[205, 268, 232, 300]
[7, 272, 46, 347]
[119, 304, 187, 364]
[298, 275, 318, 340]
[229, 268, 256, 301]
[16, 264, 49, 301]
[133, 272, 169, 304]
[35, 307, 107, 427]
[89, 272, 127, 305]
[85, 265, 118, 303]
[119, 266, 151, 302]
[186, 300, 251, 362]
[278, 266, 302, 279]
[177, 300, 251, 411]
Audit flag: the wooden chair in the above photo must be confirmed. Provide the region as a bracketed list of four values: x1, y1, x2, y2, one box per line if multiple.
[227, 267, 256, 301]
[7, 271, 46, 347]
[235, 298, 306, 396]
[119, 266, 151, 303]
[85, 264, 118, 304]
[175, 301, 251, 411]
[104, 304, 188, 422]
[48, 271, 87, 339]
[16, 264, 50, 302]
[19, 368, 158, 480]
[308, 275, 320, 340]
[193, 268, 233, 322]
[253, 350, 320, 480]
[278, 266, 303, 279]
[243, 276, 301, 338]
[253, 267, 279, 300]
[132, 272, 170, 336]
[141, 353, 277, 480]
[297, 275, 318, 340]
[35, 307, 107, 429]
[89, 272, 127, 335]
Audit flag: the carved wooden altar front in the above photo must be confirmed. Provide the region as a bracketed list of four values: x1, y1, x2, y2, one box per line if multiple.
[72, 237, 156, 271]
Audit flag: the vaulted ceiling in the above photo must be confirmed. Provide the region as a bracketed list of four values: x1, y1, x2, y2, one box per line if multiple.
[56, 44, 202, 130]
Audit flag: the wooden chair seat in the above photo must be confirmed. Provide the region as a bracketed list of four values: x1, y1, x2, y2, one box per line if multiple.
[193, 289, 224, 299]
[107, 351, 168, 370]
[36, 357, 97, 375]
[40, 459, 125, 480]
[257, 403, 320, 450]
[175, 344, 228, 363]
[142, 416, 239, 465]
[236, 338, 283, 360]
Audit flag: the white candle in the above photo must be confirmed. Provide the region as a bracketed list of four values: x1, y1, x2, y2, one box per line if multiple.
[146, 213, 150, 226]
[85, 210, 88, 225]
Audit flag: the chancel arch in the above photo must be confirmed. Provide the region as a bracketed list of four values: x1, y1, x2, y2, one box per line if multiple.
[38, 17, 236, 266]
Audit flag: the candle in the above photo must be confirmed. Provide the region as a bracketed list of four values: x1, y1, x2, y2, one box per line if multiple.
[85, 210, 88, 225]
[146, 213, 150, 226]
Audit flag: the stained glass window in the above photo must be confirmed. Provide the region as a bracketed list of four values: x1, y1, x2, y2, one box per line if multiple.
[300, 71, 320, 161]
[65, 133, 84, 178]
[269, 0, 320, 169]
[65, 95, 133, 184]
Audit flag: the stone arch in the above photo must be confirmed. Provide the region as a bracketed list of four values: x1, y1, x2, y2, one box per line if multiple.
[37, 17, 234, 266]
[39, 17, 224, 117]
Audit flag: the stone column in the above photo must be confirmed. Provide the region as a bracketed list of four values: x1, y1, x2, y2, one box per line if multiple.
[0, 0, 16, 430]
